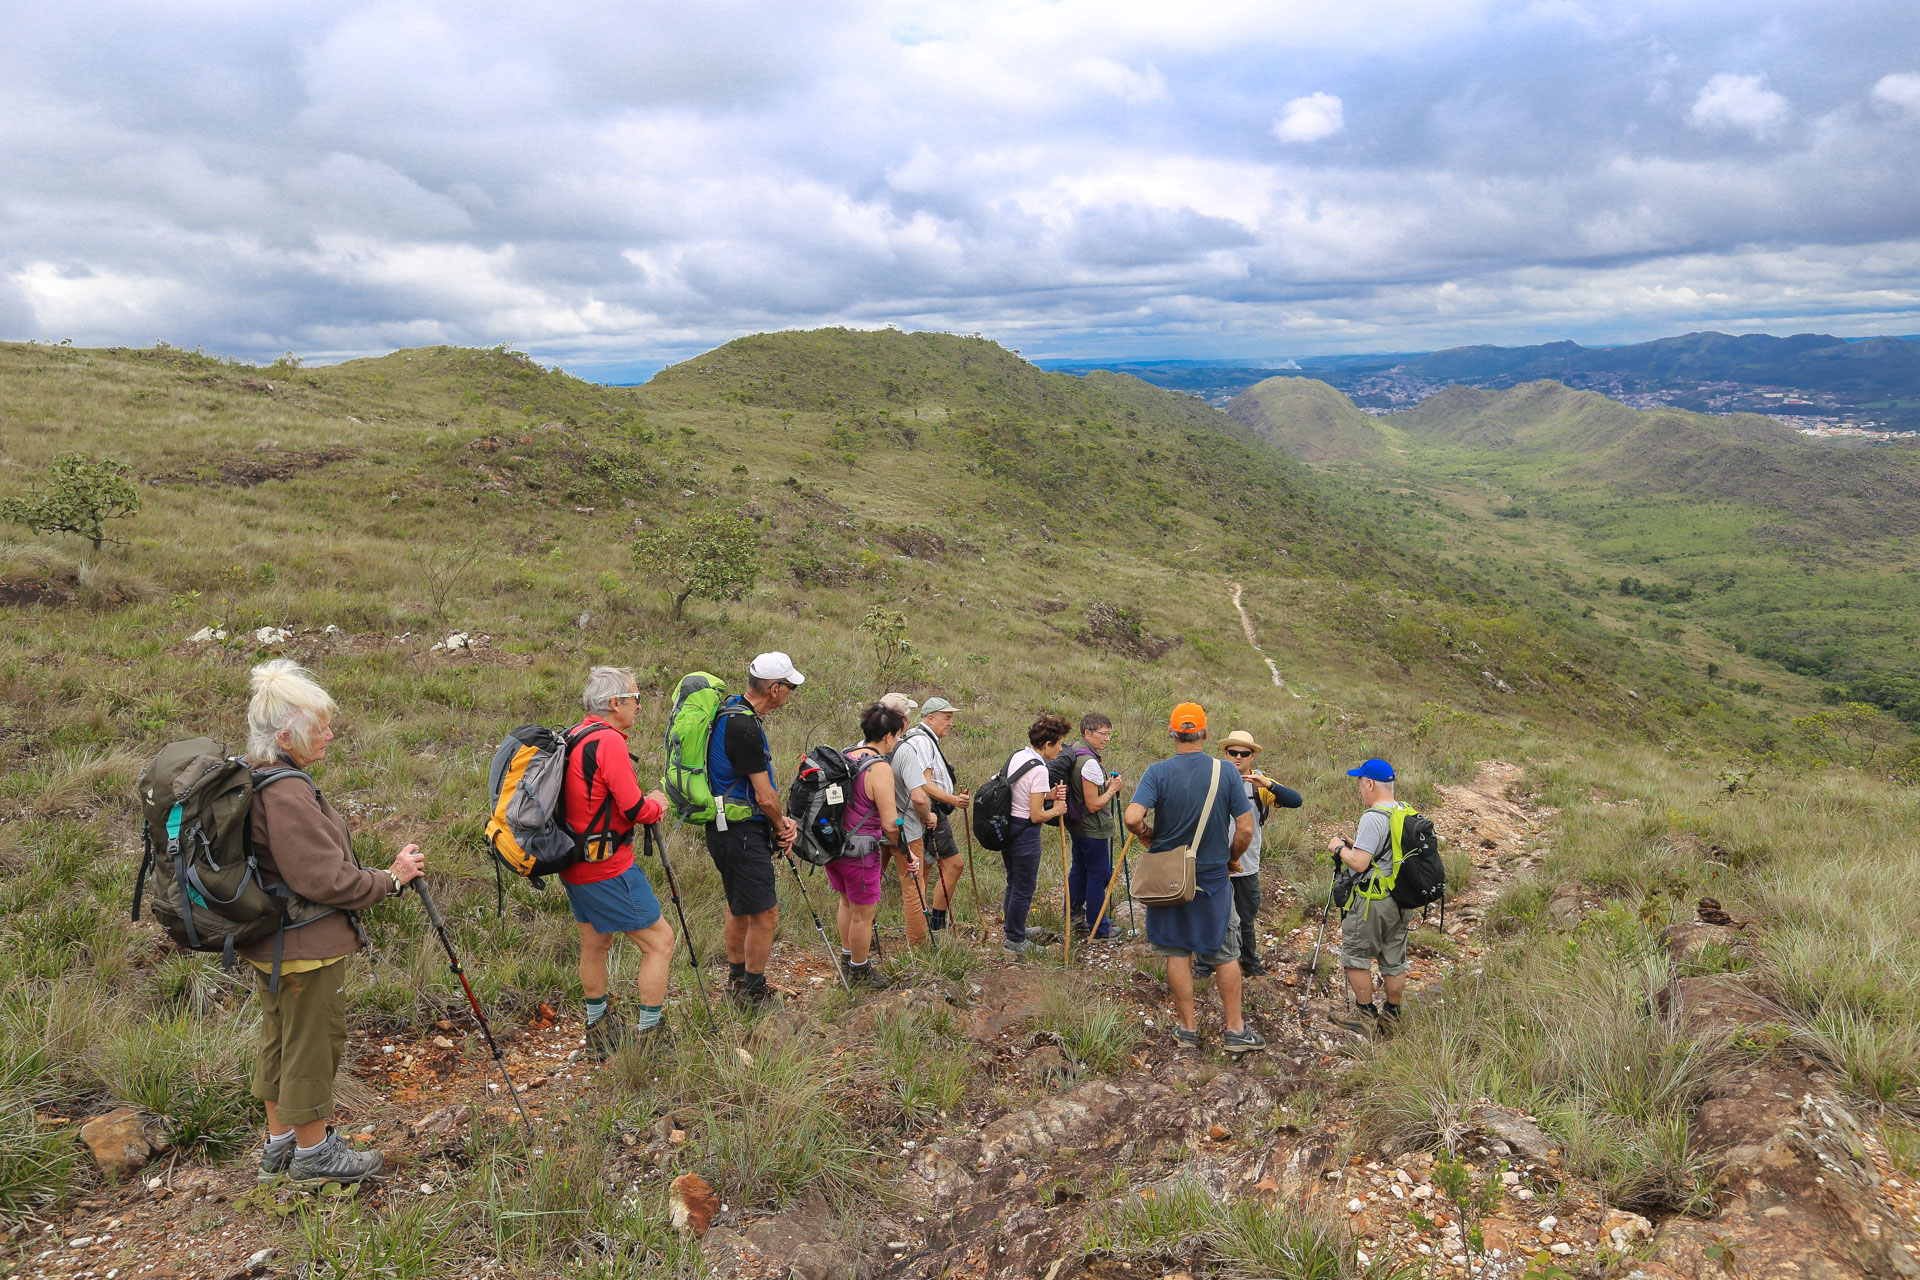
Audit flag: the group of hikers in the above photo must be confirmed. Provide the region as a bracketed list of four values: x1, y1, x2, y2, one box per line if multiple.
[142, 654, 1438, 1187]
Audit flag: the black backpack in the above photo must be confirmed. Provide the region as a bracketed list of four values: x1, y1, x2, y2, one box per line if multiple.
[788, 746, 887, 866]
[970, 754, 1043, 851]
[1387, 808, 1446, 913]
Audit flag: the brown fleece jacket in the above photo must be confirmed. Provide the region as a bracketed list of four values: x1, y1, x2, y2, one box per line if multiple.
[238, 763, 394, 963]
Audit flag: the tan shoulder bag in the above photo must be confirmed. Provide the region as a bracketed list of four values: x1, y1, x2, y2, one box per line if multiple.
[1131, 757, 1224, 907]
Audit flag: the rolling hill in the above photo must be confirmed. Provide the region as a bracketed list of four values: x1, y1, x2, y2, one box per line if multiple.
[2, 329, 1918, 1278]
[1229, 373, 1920, 721]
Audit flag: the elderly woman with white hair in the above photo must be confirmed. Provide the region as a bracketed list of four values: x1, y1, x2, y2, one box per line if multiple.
[243, 659, 424, 1187]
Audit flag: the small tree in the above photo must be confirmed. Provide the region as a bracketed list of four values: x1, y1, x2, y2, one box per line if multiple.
[1792, 702, 1901, 767]
[0, 452, 140, 550]
[633, 509, 760, 621]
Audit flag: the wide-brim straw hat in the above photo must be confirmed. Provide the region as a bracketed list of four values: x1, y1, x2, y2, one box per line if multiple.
[1220, 729, 1264, 756]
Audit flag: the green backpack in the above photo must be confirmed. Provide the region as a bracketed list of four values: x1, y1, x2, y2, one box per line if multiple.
[661, 673, 758, 826]
[133, 737, 342, 990]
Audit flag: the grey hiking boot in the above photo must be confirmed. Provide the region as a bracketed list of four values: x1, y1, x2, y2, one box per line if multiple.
[1223, 1027, 1268, 1055]
[585, 1008, 631, 1062]
[1172, 1026, 1200, 1051]
[257, 1136, 296, 1184]
[287, 1130, 384, 1186]
[848, 962, 892, 991]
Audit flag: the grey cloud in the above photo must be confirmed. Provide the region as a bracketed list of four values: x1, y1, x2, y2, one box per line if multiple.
[3, 0, 1919, 371]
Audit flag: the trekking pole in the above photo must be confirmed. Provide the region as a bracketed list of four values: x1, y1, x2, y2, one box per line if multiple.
[782, 855, 851, 991]
[1086, 833, 1135, 942]
[645, 823, 713, 1022]
[1059, 821, 1072, 966]
[897, 819, 935, 941]
[960, 809, 989, 943]
[411, 879, 536, 1140]
[1300, 880, 1338, 1020]
[1120, 844, 1137, 935]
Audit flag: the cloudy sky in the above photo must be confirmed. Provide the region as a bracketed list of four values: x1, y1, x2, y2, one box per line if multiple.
[5, 1, 1919, 380]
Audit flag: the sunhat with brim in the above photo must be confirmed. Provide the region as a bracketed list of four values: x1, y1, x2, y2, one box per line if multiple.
[1219, 730, 1263, 756]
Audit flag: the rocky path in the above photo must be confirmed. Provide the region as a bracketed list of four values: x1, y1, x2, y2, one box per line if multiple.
[1226, 580, 1289, 692]
[27, 763, 1920, 1279]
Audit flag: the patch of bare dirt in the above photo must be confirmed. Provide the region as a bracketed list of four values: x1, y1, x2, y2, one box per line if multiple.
[150, 449, 356, 488]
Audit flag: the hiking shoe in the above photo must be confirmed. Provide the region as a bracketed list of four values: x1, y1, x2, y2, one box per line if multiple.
[584, 1008, 631, 1061]
[1223, 1027, 1268, 1055]
[1328, 1003, 1379, 1034]
[1002, 938, 1032, 958]
[1240, 956, 1268, 978]
[1191, 961, 1215, 980]
[848, 963, 892, 991]
[1172, 1026, 1200, 1051]
[288, 1131, 384, 1187]
[1028, 928, 1062, 946]
[629, 1019, 669, 1051]
[731, 977, 779, 1009]
[1378, 1002, 1402, 1030]
[257, 1136, 296, 1184]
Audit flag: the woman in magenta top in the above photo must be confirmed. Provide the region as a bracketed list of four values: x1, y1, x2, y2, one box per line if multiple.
[825, 702, 907, 990]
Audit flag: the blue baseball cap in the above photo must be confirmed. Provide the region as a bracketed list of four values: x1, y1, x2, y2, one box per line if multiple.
[1346, 759, 1395, 782]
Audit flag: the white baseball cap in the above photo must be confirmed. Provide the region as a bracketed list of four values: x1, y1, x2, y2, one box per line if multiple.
[748, 651, 806, 685]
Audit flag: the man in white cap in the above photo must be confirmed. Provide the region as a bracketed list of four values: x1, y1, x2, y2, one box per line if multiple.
[894, 696, 971, 936]
[704, 651, 803, 1005]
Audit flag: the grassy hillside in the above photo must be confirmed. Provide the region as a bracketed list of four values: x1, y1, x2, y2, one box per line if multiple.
[3, 331, 1917, 1276]
[1232, 373, 1920, 724]
[1222, 377, 1397, 464]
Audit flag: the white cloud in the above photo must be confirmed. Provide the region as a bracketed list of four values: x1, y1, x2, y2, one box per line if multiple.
[1688, 72, 1790, 136]
[1872, 71, 1920, 116]
[1271, 92, 1346, 143]
[0, 2, 1917, 373]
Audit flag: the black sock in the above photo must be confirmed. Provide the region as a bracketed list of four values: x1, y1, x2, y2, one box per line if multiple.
[929, 909, 947, 929]
[743, 971, 766, 988]
[729, 961, 746, 983]
[1383, 1002, 1401, 1015]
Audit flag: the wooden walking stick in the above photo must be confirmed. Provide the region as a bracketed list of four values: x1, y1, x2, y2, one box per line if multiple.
[961, 808, 989, 943]
[1086, 833, 1135, 942]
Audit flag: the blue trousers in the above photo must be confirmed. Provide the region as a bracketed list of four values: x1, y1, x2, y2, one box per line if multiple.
[1068, 833, 1116, 937]
[1001, 820, 1042, 945]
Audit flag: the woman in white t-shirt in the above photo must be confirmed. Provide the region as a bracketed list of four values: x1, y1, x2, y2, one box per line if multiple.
[1001, 713, 1070, 954]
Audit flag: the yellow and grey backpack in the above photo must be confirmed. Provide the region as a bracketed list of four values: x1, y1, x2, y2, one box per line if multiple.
[484, 724, 609, 912]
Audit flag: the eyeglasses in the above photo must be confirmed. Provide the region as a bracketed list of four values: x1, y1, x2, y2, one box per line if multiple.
[612, 694, 639, 705]
[774, 680, 797, 691]
[1223, 749, 1253, 759]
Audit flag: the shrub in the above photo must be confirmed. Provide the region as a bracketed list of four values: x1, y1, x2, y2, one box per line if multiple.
[0, 453, 140, 550]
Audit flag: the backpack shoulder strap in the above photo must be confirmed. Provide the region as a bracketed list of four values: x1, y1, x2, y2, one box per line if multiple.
[251, 766, 316, 797]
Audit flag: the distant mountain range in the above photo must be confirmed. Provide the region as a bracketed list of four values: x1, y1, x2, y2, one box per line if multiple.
[1045, 332, 1920, 429]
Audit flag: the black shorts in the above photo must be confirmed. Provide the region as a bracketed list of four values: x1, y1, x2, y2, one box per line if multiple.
[705, 820, 779, 916]
[928, 813, 961, 862]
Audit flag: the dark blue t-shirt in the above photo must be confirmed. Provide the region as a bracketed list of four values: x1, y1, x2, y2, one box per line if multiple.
[1131, 752, 1253, 874]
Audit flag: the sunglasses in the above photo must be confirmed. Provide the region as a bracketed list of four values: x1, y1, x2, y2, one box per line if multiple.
[1223, 748, 1254, 759]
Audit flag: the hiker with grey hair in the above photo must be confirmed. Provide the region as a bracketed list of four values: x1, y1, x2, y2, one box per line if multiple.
[562, 666, 673, 1058]
[243, 660, 425, 1186]
[895, 696, 971, 935]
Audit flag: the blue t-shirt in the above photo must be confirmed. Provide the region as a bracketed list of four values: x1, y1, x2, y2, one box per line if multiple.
[706, 698, 772, 820]
[1130, 752, 1252, 873]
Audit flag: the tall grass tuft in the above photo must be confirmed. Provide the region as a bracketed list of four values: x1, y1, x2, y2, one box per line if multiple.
[1087, 1178, 1418, 1279]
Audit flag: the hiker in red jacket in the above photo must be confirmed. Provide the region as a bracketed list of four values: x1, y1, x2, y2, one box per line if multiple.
[562, 666, 672, 1060]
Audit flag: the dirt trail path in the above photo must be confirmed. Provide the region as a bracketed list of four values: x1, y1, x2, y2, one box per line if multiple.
[1227, 580, 1292, 693]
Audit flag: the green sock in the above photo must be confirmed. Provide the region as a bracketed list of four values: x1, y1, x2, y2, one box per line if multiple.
[585, 996, 609, 1028]
[636, 1004, 663, 1031]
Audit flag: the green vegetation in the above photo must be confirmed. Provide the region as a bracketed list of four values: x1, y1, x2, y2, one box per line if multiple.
[1087, 1178, 1415, 1278]
[1232, 374, 1920, 725]
[0, 451, 142, 551]
[0, 329, 1915, 1271]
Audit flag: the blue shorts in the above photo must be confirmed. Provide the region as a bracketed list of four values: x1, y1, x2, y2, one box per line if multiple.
[561, 864, 663, 935]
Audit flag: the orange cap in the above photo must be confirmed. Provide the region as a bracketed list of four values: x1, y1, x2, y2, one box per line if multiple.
[1169, 702, 1207, 733]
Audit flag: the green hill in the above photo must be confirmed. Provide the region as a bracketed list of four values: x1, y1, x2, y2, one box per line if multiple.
[1223, 375, 1398, 463]
[1, 330, 1918, 1276]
